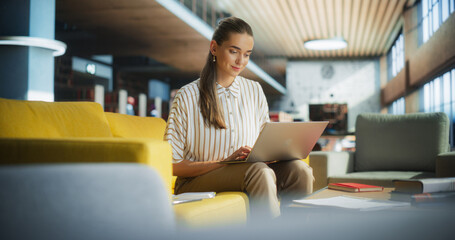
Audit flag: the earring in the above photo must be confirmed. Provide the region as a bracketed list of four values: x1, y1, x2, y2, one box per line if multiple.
[213, 55, 216, 62]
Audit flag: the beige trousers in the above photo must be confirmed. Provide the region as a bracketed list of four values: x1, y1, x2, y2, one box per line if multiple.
[174, 160, 314, 219]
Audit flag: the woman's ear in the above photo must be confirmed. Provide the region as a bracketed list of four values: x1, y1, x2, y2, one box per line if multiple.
[210, 40, 217, 55]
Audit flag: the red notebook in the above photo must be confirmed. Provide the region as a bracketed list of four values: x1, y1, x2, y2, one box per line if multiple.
[328, 183, 384, 192]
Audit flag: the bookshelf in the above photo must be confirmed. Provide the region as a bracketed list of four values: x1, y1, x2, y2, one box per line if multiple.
[104, 91, 119, 113]
[55, 56, 118, 111]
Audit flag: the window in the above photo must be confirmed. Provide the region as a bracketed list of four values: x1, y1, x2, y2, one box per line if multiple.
[387, 33, 405, 81]
[420, 0, 455, 45]
[420, 68, 455, 147]
[388, 97, 406, 115]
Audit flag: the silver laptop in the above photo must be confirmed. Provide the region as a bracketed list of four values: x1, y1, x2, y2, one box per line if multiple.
[222, 121, 328, 163]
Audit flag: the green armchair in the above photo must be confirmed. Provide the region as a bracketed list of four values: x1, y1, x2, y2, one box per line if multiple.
[310, 112, 454, 190]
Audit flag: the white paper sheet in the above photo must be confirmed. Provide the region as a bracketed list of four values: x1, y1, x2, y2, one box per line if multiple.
[293, 196, 410, 211]
[172, 192, 216, 205]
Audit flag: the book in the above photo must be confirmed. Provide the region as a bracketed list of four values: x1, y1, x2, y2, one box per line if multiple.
[328, 183, 384, 192]
[293, 196, 409, 211]
[393, 177, 455, 194]
[172, 192, 216, 205]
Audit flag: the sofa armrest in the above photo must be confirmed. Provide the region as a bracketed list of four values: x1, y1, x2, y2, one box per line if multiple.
[309, 151, 355, 191]
[0, 137, 173, 191]
[436, 151, 455, 177]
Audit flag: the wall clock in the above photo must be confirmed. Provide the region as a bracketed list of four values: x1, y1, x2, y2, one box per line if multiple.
[321, 64, 334, 79]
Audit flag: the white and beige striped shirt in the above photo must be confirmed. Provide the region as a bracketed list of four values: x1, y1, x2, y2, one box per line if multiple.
[164, 76, 270, 163]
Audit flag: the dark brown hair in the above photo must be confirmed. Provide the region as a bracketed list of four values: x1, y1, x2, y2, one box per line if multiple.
[199, 17, 253, 129]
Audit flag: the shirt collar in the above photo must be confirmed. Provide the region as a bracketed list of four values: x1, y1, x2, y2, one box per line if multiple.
[216, 77, 240, 98]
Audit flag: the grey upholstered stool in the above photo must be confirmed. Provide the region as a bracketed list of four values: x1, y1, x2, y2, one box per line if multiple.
[0, 163, 174, 240]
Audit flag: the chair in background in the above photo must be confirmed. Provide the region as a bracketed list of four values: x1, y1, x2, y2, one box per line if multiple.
[310, 112, 454, 190]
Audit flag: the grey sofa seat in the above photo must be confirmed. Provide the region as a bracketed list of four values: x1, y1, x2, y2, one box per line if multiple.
[310, 112, 453, 190]
[0, 163, 174, 240]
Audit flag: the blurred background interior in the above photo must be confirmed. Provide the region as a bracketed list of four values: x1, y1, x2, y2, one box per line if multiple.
[1, 1, 455, 238]
[0, 0, 454, 149]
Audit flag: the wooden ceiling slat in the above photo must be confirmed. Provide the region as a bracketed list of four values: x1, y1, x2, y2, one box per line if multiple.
[325, 0, 335, 38]
[243, 0, 289, 56]
[326, 0, 338, 57]
[273, 0, 299, 56]
[375, 0, 407, 55]
[342, 0, 352, 56]
[358, 0, 381, 55]
[353, 0, 370, 56]
[306, 0, 326, 57]
[305, 0, 322, 38]
[270, 0, 306, 57]
[348, 0, 361, 56]
[261, 0, 300, 57]
[288, 0, 314, 57]
[315, 0, 329, 39]
[368, 0, 398, 55]
[297, 0, 320, 57]
[277, 0, 309, 57]
[334, 0, 343, 56]
[363, 0, 389, 56]
[296, 0, 315, 39]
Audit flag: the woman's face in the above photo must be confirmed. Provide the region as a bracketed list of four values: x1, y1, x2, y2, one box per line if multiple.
[211, 33, 254, 81]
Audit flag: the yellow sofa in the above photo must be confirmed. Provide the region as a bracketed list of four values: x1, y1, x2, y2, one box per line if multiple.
[0, 98, 248, 227]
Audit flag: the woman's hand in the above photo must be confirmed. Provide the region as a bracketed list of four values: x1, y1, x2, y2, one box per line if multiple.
[221, 146, 252, 162]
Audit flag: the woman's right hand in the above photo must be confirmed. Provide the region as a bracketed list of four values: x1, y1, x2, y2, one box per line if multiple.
[221, 146, 252, 162]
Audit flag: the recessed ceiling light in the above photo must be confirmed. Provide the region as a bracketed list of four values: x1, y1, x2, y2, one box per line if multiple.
[304, 38, 347, 50]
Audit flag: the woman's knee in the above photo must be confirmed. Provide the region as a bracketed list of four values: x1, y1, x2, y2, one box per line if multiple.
[278, 160, 312, 178]
[245, 162, 276, 184]
[283, 161, 314, 194]
[295, 161, 314, 194]
[298, 161, 314, 181]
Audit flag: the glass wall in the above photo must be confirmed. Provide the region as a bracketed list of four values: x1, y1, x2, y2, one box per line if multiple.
[388, 97, 406, 115]
[420, 0, 455, 45]
[419, 68, 455, 147]
[387, 33, 404, 81]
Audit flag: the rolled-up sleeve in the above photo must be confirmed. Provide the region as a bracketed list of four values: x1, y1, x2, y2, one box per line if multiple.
[164, 92, 187, 164]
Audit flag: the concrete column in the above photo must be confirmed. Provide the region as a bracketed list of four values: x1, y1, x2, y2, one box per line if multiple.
[0, 0, 57, 101]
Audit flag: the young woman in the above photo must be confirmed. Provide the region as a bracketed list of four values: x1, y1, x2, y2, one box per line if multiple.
[164, 17, 314, 219]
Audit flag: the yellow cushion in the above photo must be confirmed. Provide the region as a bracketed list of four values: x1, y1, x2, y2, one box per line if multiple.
[105, 112, 166, 140]
[171, 176, 177, 194]
[173, 192, 249, 228]
[0, 98, 112, 138]
[302, 156, 309, 165]
[0, 137, 173, 192]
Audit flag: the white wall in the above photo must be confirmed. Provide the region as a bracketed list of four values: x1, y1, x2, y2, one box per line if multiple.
[285, 60, 381, 131]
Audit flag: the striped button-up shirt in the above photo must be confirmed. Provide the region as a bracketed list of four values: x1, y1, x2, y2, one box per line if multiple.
[164, 76, 270, 163]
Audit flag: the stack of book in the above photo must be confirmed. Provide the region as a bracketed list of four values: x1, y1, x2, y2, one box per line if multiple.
[390, 177, 455, 205]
